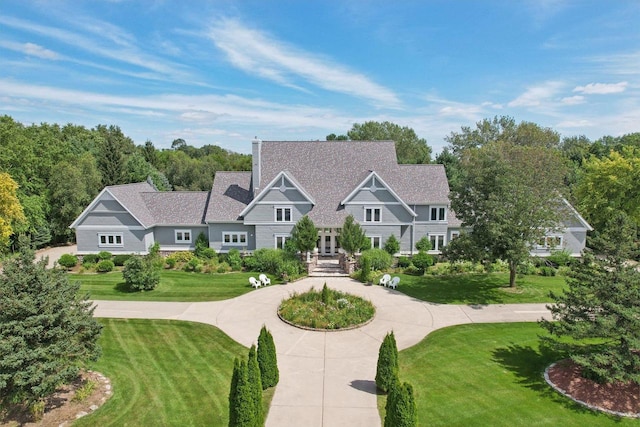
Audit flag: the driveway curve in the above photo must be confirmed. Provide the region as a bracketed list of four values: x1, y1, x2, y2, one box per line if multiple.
[92, 276, 552, 427]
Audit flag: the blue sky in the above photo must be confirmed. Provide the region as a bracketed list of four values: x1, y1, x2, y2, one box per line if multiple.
[1, 1, 639, 154]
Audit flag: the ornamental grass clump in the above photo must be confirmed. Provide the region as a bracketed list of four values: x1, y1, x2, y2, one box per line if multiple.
[278, 285, 375, 330]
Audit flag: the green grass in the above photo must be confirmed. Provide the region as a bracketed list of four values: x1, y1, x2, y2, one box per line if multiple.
[278, 285, 375, 330]
[71, 270, 267, 301]
[75, 319, 274, 427]
[382, 273, 567, 304]
[378, 323, 635, 426]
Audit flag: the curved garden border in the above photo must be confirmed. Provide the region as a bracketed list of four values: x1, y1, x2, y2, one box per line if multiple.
[277, 309, 376, 332]
[544, 362, 640, 419]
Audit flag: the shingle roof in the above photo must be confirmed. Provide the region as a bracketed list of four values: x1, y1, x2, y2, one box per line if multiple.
[205, 172, 252, 222]
[142, 192, 210, 225]
[255, 140, 450, 226]
[107, 182, 209, 227]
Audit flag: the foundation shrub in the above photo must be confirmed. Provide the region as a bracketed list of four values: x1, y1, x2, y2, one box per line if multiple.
[360, 248, 393, 271]
[96, 260, 115, 273]
[396, 256, 412, 268]
[227, 248, 243, 271]
[113, 254, 132, 266]
[82, 254, 98, 265]
[57, 254, 78, 269]
[97, 251, 112, 260]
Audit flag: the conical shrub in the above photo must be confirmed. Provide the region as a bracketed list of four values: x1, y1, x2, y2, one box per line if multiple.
[375, 331, 399, 392]
[257, 325, 279, 389]
[247, 345, 263, 426]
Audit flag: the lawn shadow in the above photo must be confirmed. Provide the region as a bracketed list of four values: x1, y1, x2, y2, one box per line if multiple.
[492, 344, 594, 414]
[349, 379, 382, 395]
[114, 281, 136, 293]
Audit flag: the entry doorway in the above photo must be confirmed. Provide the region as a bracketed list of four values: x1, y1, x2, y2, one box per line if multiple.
[317, 228, 341, 256]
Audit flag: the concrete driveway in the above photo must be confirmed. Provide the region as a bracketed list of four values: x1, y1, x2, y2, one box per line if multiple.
[92, 276, 552, 427]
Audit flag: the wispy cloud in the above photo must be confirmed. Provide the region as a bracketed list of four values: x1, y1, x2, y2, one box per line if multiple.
[207, 18, 400, 107]
[561, 95, 585, 105]
[573, 81, 628, 94]
[0, 40, 60, 60]
[508, 81, 564, 107]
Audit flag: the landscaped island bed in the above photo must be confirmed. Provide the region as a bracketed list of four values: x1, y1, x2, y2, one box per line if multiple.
[278, 284, 375, 330]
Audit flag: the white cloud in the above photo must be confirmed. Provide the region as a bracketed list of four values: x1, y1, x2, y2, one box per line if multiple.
[508, 81, 564, 107]
[561, 95, 585, 105]
[207, 18, 400, 107]
[0, 41, 60, 60]
[573, 82, 628, 94]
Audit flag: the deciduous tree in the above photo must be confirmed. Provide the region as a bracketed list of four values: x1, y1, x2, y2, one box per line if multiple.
[0, 172, 25, 248]
[347, 121, 432, 164]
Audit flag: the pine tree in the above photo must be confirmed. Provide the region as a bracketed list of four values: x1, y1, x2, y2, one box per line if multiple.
[247, 345, 263, 426]
[257, 326, 279, 389]
[376, 331, 399, 392]
[0, 248, 102, 415]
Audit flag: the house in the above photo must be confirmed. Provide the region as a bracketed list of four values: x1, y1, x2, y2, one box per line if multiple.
[71, 139, 591, 256]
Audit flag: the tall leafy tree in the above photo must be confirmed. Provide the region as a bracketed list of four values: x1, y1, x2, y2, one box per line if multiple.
[540, 217, 640, 384]
[346, 121, 432, 164]
[449, 141, 567, 287]
[290, 215, 318, 254]
[340, 214, 369, 257]
[0, 172, 25, 249]
[0, 247, 102, 414]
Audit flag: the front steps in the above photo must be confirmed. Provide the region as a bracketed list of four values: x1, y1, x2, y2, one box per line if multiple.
[309, 257, 349, 277]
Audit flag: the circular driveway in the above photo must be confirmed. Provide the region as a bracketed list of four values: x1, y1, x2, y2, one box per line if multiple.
[92, 276, 552, 427]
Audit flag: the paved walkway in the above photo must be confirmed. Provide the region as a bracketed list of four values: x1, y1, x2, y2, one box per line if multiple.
[92, 276, 552, 427]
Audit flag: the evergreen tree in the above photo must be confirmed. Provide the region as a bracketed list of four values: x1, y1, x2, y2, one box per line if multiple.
[340, 214, 369, 257]
[0, 248, 102, 415]
[385, 382, 417, 427]
[376, 331, 399, 392]
[257, 326, 279, 389]
[290, 215, 318, 254]
[228, 359, 254, 427]
[247, 345, 263, 426]
[383, 234, 400, 256]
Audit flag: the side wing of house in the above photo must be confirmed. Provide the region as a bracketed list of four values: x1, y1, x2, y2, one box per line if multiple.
[341, 172, 416, 252]
[240, 172, 314, 250]
[531, 201, 593, 256]
[71, 190, 153, 254]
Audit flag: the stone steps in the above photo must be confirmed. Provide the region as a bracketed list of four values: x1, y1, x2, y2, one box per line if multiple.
[309, 259, 349, 277]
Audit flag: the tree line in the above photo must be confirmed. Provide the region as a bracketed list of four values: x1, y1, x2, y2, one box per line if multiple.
[1, 114, 639, 256]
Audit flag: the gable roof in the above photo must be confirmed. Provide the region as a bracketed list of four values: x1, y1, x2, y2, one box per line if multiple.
[340, 171, 417, 217]
[205, 172, 253, 222]
[239, 170, 315, 217]
[71, 181, 209, 228]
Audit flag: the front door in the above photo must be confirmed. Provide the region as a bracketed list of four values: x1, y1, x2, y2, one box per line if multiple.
[317, 228, 340, 256]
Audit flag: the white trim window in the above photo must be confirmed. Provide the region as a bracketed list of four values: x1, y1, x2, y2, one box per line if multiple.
[537, 235, 563, 249]
[223, 232, 247, 246]
[275, 234, 289, 250]
[430, 207, 446, 221]
[275, 207, 292, 222]
[364, 207, 381, 223]
[175, 229, 192, 244]
[369, 236, 382, 249]
[429, 234, 446, 251]
[98, 233, 123, 248]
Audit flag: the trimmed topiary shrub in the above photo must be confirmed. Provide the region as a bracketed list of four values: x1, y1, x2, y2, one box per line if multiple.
[376, 331, 399, 393]
[257, 325, 279, 389]
[96, 259, 115, 273]
[97, 251, 112, 260]
[359, 255, 372, 282]
[228, 358, 253, 427]
[360, 248, 393, 271]
[82, 254, 98, 265]
[247, 345, 263, 426]
[57, 254, 78, 269]
[113, 254, 131, 266]
[384, 381, 417, 427]
[383, 234, 400, 256]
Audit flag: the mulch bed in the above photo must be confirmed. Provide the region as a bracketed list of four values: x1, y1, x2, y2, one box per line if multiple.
[545, 359, 640, 418]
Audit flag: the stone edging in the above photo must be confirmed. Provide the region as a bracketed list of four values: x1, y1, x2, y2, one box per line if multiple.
[544, 362, 640, 419]
[277, 309, 376, 332]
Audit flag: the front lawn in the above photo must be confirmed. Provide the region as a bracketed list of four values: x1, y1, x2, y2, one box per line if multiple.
[385, 273, 566, 304]
[75, 319, 274, 427]
[72, 270, 268, 301]
[379, 323, 634, 426]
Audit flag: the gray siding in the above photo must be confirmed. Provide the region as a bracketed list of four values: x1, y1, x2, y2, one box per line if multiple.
[254, 224, 295, 249]
[78, 212, 141, 227]
[154, 226, 208, 250]
[208, 223, 256, 252]
[261, 188, 310, 203]
[349, 187, 399, 204]
[344, 204, 413, 224]
[244, 203, 312, 223]
[76, 228, 152, 254]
